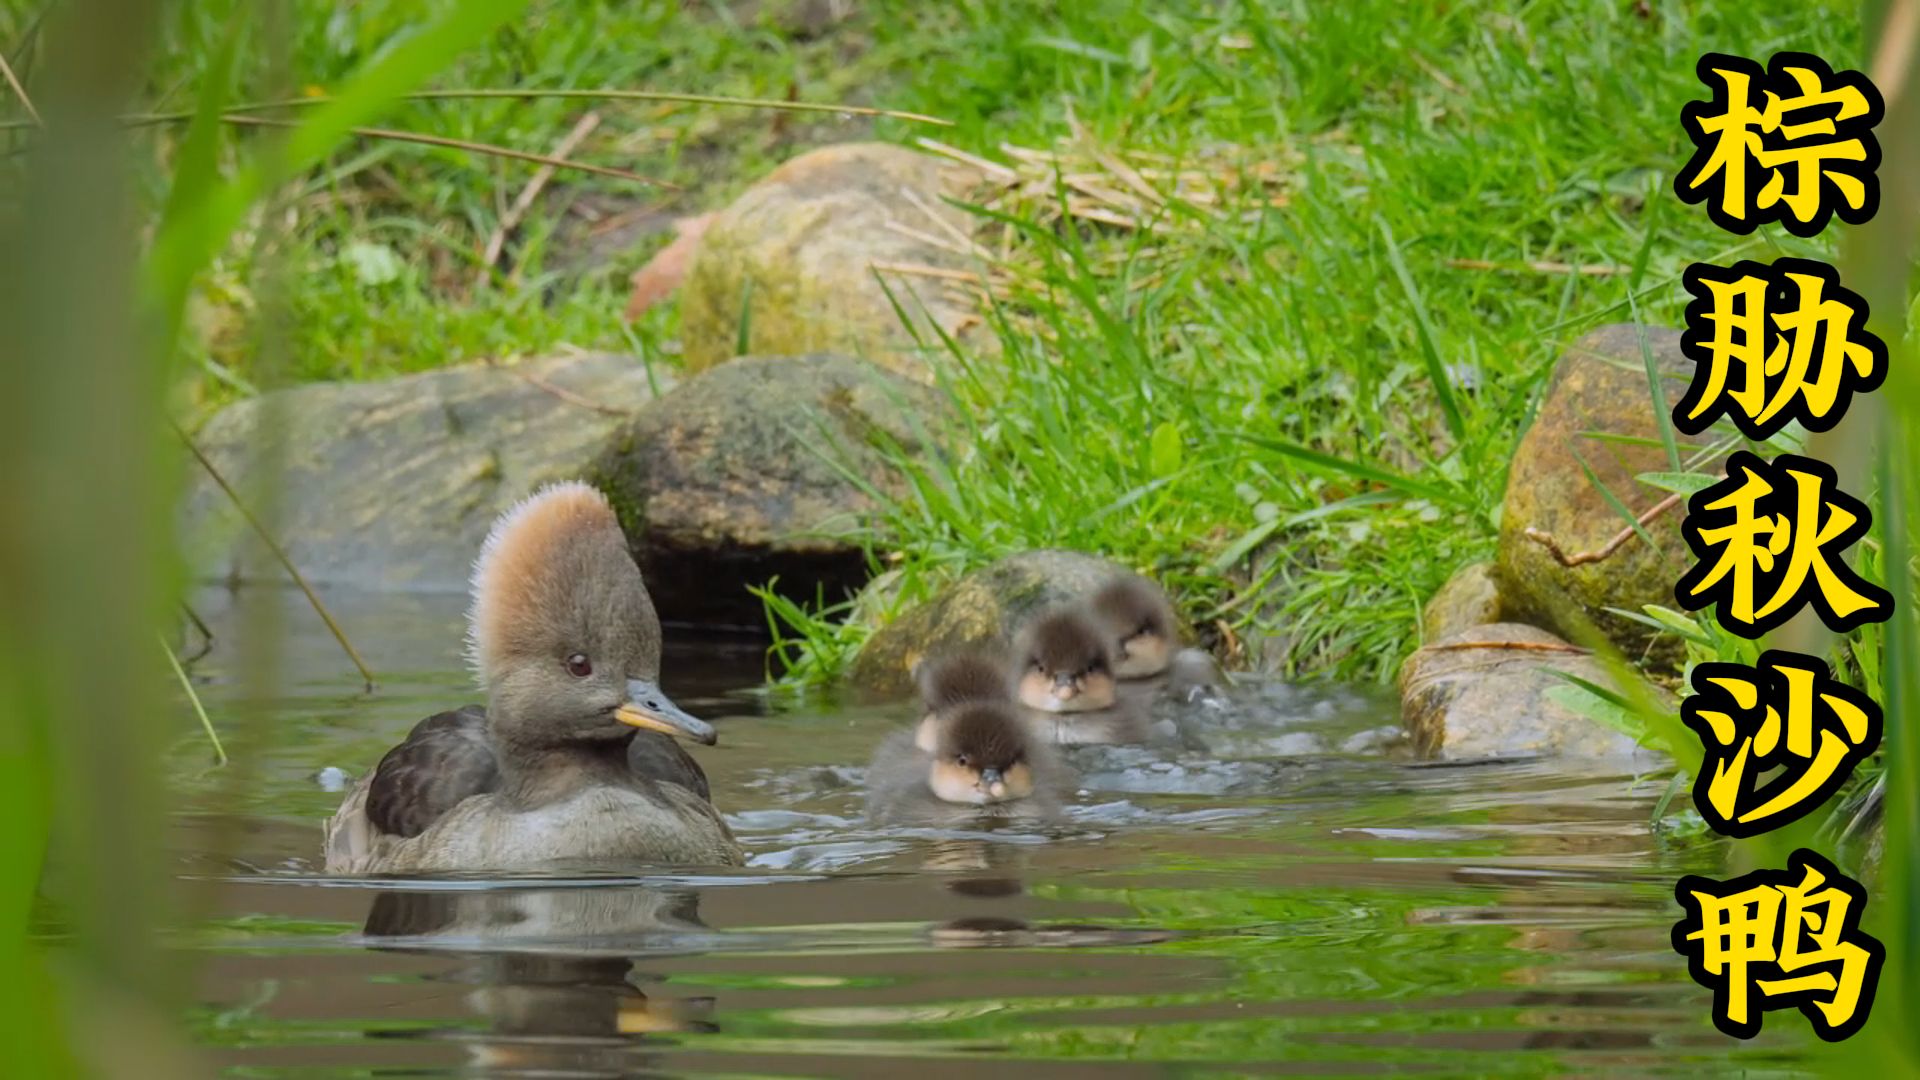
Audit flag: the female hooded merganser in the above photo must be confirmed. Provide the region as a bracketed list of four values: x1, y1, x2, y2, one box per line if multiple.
[324, 483, 742, 873]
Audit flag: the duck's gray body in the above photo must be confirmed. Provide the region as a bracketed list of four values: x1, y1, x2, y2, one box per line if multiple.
[325, 706, 741, 874]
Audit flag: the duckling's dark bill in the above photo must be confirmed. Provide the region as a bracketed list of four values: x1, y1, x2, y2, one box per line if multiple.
[615, 680, 716, 745]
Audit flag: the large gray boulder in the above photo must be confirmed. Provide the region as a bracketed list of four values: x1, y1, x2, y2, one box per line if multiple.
[181, 353, 664, 591]
[589, 353, 939, 626]
[677, 142, 988, 380]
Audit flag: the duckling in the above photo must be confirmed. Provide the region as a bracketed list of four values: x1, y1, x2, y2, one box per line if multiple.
[324, 483, 742, 873]
[1014, 607, 1119, 713]
[867, 699, 1070, 823]
[1089, 574, 1224, 706]
[916, 650, 1016, 714]
[911, 650, 1015, 747]
[1089, 574, 1178, 679]
[1012, 607, 1155, 746]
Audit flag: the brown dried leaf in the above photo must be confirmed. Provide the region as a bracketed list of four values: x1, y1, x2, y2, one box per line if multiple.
[623, 212, 716, 321]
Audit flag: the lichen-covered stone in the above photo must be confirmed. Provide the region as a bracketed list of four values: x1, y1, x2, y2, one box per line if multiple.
[1422, 561, 1503, 641]
[1398, 623, 1668, 764]
[589, 353, 938, 625]
[181, 353, 664, 591]
[847, 550, 1128, 699]
[678, 143, 986, 379]
[1495, 324, 1706, 663]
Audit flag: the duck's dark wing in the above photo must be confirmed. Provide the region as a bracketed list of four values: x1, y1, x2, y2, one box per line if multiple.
[365, 705, 501, 838]
[627, 731, 711, 802]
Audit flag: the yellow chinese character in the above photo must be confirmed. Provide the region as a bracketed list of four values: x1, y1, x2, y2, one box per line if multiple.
[1674, 849, 1883, 1040]
[1678, 451, 1891, 637]
[1678, 258, 1886, 438]
[1676, 51, 1883, 236]
[1681, 651, 1881, 836]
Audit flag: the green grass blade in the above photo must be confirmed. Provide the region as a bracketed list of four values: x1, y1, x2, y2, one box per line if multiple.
[1235, 432, 1466, 507]
[156, 10, 244, 237]
[160, 635, 225, 766]
[1571, 444, 1655, 550]
[1635, 470, 1715, 494]
[1377, 216, 1466, 444]
[735, 276, 755, 357]
[1650, 769, 1687, 824]
[1626, 289, 1684, 472]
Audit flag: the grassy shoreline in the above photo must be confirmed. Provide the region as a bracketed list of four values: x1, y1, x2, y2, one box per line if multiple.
[49, 0, 1859, 685]
[8, 2, 1912, 1071]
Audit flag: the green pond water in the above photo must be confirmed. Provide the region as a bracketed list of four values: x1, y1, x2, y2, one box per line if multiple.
[162, 588, 1802, 1076]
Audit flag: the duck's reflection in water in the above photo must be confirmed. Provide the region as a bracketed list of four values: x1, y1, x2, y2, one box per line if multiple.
[359, 884, 717, 1073]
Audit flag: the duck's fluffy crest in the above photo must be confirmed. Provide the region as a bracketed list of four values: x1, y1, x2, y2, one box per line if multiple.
[465, 481, 619, 687]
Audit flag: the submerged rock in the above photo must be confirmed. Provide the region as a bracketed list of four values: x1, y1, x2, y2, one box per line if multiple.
[846, 550, 1126, 699]
[590, 353, 939, 627]
[181, 353, 663, 591]
[1421, 560, 1503, 641]
[1495, 324, 1705, 663]
[1398, 623, 1666, 764]
[677, 142, 988, 380]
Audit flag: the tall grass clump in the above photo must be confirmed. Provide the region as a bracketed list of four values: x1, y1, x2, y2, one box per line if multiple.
[757, 1, 1857, 684]
[0, 0, 712, 1069]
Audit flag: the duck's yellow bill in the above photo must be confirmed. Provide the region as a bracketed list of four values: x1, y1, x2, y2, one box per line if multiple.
[615, 679, 717, 745]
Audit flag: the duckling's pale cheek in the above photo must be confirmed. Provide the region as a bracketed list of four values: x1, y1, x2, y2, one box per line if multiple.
[1114, 634, 1173, 679]
[1002, 762, 1035, 800]
[1079, 673, 1118, 710]
[1018, 671, 1062, 712]
[928, 761, 989, 805]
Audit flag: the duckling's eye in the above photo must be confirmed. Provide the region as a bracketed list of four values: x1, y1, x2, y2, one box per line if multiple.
[565, 653, 593, 678]
[956, 753, 970, 767]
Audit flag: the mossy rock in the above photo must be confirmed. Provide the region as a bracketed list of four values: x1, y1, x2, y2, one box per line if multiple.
[1398, 623, 1669, 764]
[590, 353, 939, 626]
[181, 353, 665, 590]
[847, 550, 1128, 699]
[1421, 561, 1503, 641]
[1495, 323, 1707, 663]
[678, 142, 988, 380]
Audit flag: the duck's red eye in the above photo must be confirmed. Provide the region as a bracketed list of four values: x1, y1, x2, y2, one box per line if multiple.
[565, 653, 592, 678]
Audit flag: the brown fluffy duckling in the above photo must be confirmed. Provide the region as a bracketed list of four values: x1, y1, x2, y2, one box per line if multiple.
[1011, 607, 1163, 746]
[1090, 574, 1224, 706]
[324, 483, 742, 873]
[913, 649, 1015, 726]
[1013, 607, 1119, 713]
[1088, 574, 1179, 679]
[867, 698, 1070, 822]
